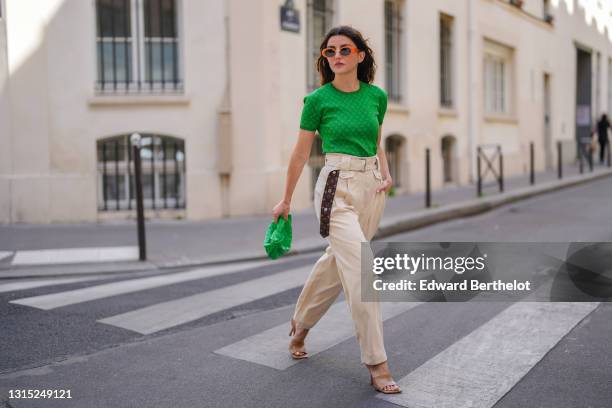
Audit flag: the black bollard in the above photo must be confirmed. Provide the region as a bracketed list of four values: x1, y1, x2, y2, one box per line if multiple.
[498, 145, 504, 193]
[132, 137, 147, 261]
[557, 141, 562, 179]
[529, 142, 534, 185]
[477, 147, 482, 197]
[425, 148, 431, 208]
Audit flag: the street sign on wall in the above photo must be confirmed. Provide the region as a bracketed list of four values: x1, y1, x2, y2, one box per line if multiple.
[280, 0, 300, 33]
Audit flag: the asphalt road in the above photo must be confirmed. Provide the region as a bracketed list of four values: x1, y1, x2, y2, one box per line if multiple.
[0, 176, 611, 408]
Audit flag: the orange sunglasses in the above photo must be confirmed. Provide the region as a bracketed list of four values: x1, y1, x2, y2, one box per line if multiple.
[321, 45, 359, 58]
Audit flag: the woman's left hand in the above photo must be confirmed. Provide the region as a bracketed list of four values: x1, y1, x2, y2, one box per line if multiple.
[376, 176, 393, 194]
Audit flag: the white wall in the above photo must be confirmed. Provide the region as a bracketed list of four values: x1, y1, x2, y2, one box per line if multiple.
[0, 0, 12, 222]
[2, 0, 612, 223]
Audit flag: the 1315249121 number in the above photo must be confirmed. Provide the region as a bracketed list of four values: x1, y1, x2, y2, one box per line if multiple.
[9, 389, 72, 399]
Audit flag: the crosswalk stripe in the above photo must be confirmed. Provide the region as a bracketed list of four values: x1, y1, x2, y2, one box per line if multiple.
[377, 301, 600, 408]
[8, 259, 269, 310]
[0, 276, 109, 293]
[11, 246, 139, 265]
[97, 266, 314, 335]
[213, 301, 423, 370]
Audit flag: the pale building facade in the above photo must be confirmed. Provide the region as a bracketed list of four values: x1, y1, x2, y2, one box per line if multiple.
[1, 0, 612, 224]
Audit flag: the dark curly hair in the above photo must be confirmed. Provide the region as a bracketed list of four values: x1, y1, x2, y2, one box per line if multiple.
[315, 25, 377, 86]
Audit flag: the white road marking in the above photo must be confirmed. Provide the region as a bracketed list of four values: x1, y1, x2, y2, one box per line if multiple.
[11, 246, 138, 265]
[9, 260, 268, 310]
[0, 276, 109, 293]
[214, 301, 423, 370]
[377, 301, 600, 408]
[97, 266, 313, 335]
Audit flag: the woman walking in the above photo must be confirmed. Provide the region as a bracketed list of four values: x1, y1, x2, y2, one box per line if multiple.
[271, 25, 400, 394]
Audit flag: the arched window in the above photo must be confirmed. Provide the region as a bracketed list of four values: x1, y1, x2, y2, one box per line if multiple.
[384, 135, 405, 188]
[96, 133, 186, 211]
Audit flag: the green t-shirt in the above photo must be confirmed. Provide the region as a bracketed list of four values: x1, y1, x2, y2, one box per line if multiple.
[299, 80, 388, 157]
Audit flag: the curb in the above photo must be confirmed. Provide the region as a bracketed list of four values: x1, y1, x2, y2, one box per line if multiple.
[0, 260, 159, 279]
[376, 168, 612, 238]
[1, 168, 611, 278]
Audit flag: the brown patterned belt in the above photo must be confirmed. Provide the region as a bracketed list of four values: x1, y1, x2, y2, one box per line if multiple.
[319, 169, 339, 238]
[318, 154, 380, 238]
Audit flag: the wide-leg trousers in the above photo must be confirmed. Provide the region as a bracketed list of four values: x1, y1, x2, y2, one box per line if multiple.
[291, 152, 387, 365]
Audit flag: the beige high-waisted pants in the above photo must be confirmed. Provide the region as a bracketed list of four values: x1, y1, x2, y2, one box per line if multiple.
[291, 152, 387, 365]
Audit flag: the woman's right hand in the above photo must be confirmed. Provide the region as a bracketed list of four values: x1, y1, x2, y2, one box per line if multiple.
[272, 200, 291, 223]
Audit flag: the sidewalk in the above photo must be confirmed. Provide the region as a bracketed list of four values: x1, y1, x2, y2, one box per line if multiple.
[1, 162, 611, 278]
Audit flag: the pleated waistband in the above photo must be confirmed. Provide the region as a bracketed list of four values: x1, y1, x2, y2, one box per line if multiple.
[324, 153, 379, 171]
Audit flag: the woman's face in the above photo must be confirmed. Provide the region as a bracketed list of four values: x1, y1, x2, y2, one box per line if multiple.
[324, 35, 365, 75]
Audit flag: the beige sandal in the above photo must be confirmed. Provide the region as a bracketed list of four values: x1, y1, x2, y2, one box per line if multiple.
[288, 318, 309, 359]
[370, 374, 402, 394]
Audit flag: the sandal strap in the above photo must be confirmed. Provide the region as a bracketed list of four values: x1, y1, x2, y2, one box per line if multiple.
[372, 375, 399, 388]
[377, 383, 400, 392]
[379, 382, 397, 387]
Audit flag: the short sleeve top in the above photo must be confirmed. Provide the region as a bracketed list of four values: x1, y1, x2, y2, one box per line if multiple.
[299, 80, 388, 157]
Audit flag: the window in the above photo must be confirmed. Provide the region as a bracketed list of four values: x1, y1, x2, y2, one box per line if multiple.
[306, 0, 334, 91]
[440, 13, 454, 108]
[385, 0, 402, 102]
[97, 134, 186, 211]
[484, 40, 513, 115]
[385, 135, 404, 188]
[306, 0, 333, 194]
[441, 135, 456, 183]
[543, 0, 550, 16]
[96, 0, 181, 93]
[484, 55, 506, 113]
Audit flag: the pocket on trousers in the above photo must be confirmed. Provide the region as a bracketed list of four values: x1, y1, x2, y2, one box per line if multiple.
[337, 170, 355, 197]
[338, 170, 355, 179]
[371, 169, 386, 201]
